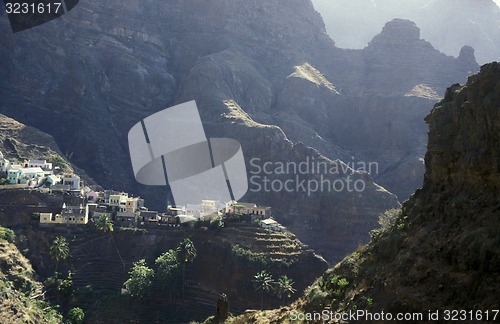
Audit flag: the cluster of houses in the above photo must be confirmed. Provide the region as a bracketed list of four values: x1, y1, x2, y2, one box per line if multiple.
[0, 151, 81, 190]
[39, 191, 276, 230]
[1, 151, 282, 231]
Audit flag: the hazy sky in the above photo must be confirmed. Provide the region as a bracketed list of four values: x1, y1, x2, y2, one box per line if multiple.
[495, 0, 500, 6]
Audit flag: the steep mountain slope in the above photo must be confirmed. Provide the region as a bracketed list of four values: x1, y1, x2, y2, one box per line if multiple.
[0, 0, 477, 263]
[230, 62, 500, 323]
[0, 227, 62, 323]
[313, 0, 500, 64]
[0, 114, 97, 186]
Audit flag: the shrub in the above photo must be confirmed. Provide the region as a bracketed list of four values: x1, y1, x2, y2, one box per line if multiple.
[0, 226, 15, 243]
[209, 216, 224, 231]
[67, 307, 85, 324]
[378, 208, 401, 231]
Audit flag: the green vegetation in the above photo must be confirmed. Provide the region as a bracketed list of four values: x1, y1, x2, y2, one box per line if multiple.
[121, 238, 197, 301]
[124, 259, 154, 298]
[208, 216, 224, 231]
[0, 226, 15, 243]
[50, 236, 69, 273]
[0, 237, 63, 323]
[397, 215, 409, 230]
[118, 227, 148, 234]
[371, 208, 403, 240]
[176, 237, 197, 298]
[231, 244, 269, 268]
[317, 275, 349, 302]
[155, 249, 182, 299]
[96, 215, 125, 268]
[49, 154, 72, 172]
[67, 307, 85, 324]
[378, 208, 401, 231]
[253, 270, 274, 309]
[276, 275, 296, 305]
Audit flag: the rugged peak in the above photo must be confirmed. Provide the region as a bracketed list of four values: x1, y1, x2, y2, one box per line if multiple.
[368, 18, 420, 46]
[457, 45, 478, 66]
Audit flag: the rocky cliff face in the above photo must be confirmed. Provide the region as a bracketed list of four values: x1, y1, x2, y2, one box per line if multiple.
[0, 1, 478, 263]
[234, 62, 500, 323]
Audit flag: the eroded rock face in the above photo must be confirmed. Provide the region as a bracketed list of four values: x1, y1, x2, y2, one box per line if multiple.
[423, 62, 500, 202]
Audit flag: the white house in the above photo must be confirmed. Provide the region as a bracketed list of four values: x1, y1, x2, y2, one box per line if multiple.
[61, 173, 81, 190]
[7, 165, 22, 183]
[109, 192, 128, 212]
[125, 197, 141, 213]
[24, 159, 53, 170]
[261, 218, 284, 232]
[0, 151, 10, 172]
[225, 201, 272, 217]
[46, 175, 61, 186]
[8, 167, 45, 185]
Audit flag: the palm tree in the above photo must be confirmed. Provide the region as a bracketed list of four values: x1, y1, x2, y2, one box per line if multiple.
[276, 275, 296, 305]
[96, 215, 125, 268]
[253, 270, 274, 310]
[50, 236, 69, 273]
[176, 237, 197, 298]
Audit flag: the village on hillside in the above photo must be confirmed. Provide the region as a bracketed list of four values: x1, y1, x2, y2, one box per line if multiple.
[0, 151, 284, 231]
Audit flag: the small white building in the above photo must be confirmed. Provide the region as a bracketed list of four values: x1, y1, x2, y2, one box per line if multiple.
[0, 151, 10, 172]
[125, 197, 141, 213]
[261, 218, 284, 232]
[8, 167, 45, 185]
[109, 192, 128, 212]
[46, 175, 61, 186]
[61, 173, 81, 190]
[7, 164, 22, 184]
[24, 159, 53, 170]
[225, 201, 272, 217]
